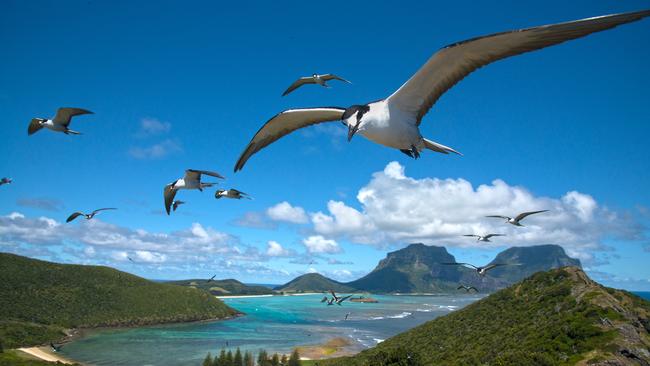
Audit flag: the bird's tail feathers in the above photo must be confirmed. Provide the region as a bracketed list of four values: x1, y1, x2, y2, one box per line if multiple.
[422, 138, 462, 156]
[64, 129, 82, 135]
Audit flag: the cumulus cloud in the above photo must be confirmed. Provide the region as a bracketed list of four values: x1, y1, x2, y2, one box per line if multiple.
[267, 202, 308, 224]
[266, 240, 290, 257]
[16, 197, 64, 212]
[302, 235, 341, 254]
[129, 139, 182, 159]
[308, 161, 645, 265]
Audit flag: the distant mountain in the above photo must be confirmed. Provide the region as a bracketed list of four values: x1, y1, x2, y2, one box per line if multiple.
[0, 253, 238, 348]
[487, 244, 581, 283]
[347, 243, 582, 294]
[169, 278, 274, 296]
[320, 267, 650, 365]
[347, 243, 465, 293]
[274, 273, 354, 293]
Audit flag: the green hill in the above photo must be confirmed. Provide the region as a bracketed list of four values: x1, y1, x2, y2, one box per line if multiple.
[274, 273, 354, 293]
[0, 253, 238, 348]
[169, 278, 274, 296]
[319, 267, 650, 365]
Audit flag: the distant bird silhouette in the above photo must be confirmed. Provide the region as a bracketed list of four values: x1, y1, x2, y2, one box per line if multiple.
[207, 275, 216, 283]
[329, 290, 353, 305]
[0, 177, 12, 186]
[164, 169, 224, 215]
[282, 74, 351, 96]
[172, 200, 185, 212]
[463, 234, 505, 242]
[345, 312, 351, 320]
[50, 342, 62, 352]
[457, 284, 479, 293]
[442, 262, 520, 276]
[320, 296, 329, 303]
[486, 210, 548, 226]
[127, 256, 134, 262]
[214, 189, 251, 200]
[66, 208, 116, 223]
[28, 107, 93, 135]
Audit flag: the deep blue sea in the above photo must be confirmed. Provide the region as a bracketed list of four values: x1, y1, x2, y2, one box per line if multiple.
[633, 291, 650, 300]
[61, 293, 482, 366]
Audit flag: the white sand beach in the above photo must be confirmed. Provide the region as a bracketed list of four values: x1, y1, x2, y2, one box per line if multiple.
[18, 347, 76, 364]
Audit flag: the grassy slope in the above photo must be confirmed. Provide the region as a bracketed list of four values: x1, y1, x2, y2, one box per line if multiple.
[319, 267, 650, 366]
[168, 278, 273, 296]
[0, 350, 79, 366]
[0, 253, 238, 348]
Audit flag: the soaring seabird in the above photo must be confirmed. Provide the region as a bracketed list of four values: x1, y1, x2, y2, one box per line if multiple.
[463, 234, 505, 242]
[457, 285, 479, 293]
[207, 274, 217, 283]
[0, 177, 12, 186]
[329, 290, 353, 305]
[28, 107, 93, 136]
[215, 189, 252, 200]
[66, 208, 117, 223]
[50, 342, 62, 352]
[164, 169, 225, 215]
[172, 200, 185, 211]
[282, 74, 351, 96]
[443, 262, 520, 276]
[486, 210, 548, 226]
[234, 10, 650, 171]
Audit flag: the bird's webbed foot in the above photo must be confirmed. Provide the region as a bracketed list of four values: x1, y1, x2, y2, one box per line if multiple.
[400, 149, 414, 158]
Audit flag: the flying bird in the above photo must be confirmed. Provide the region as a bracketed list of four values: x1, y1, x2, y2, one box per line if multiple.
[282, 74, 351, 96]
[172, 200, 185, 211]
[443, 262, 520, 276]
[66, 208, 116, 223]
[206, 274, 217, 283]
[321, 296, 329, 303]
[0, 177, 12, 186]
[345, 312, 351, 320]
[28, 107, 93, 136]
[215, 189, 252, 200]
[457, 285, 479, 293]
[234, 10, 650, 172]
[164, 169, 224, 215]
[463, 234, 505, 242]
[127, 256, 134, 262]
[50, 342, 62, 352]
[486, 210, 548, 226]
[329, 290, 353, 305]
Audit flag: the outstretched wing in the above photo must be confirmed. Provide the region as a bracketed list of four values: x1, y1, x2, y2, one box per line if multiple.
[514, 210, 549, 221]
[92, 208, 117, 215]
[321, 74, 351, 83]
[66, 212, 84, 223]
[483, 263, 519, 272]
[484, 234, 505, 239]
[185, 169, 225, 181]
[486, 215, 510, 220]
[387, 10, 650, 126]
[282, 77, 316, 96]
[463, 234, 480, 238]
[234, 107, 346, 172]
[53, 107, 93, 126]
[338, 295, 353, 303]
[441, 262, 479, 270]
[329, 290, 339, 301]
[164, 184, 177, 215]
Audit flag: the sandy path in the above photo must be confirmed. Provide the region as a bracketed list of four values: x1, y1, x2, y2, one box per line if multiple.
[17, 347, 75, 364]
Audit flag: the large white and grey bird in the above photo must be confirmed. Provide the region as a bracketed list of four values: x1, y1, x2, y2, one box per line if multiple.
[486, 210, 548, 226]
[28, 107, 93, 136]
[66, 208, 116, 223]
[0, 177, 12, 186]
[164, 169, 224, 215]
[443, 262, 520, 276]
[234, 10, 650, 172]
[215, 189, 252, 200]
[282, 74, 351, 96]
[463, 233, 505, 242]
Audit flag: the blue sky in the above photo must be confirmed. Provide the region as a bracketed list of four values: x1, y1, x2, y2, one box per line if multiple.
[1, 0, 649, 289]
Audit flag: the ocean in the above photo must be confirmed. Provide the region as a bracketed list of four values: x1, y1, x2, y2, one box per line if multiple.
[60, 293, 482, 365]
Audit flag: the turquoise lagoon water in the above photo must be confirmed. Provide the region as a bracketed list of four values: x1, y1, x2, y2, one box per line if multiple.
[61, 293, 482, 365]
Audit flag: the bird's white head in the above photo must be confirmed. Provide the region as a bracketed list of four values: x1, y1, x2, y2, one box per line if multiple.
[342, 104, 370, 141]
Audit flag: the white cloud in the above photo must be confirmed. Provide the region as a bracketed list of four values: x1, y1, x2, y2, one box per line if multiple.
[302, 235, 341, 254]
[267, 201, 308, 224]
[137, 117, 171, 136]
[266, 240, 290, 257]
[308, 161, 645, 265]
[129, 139, 182, 159]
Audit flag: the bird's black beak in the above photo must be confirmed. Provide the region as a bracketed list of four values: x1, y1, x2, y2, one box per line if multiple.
[347, 124, 359, 142]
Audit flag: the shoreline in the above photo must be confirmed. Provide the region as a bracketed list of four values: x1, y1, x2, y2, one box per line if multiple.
[17, 347, 78, 365]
